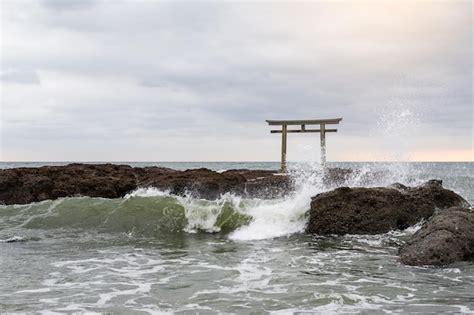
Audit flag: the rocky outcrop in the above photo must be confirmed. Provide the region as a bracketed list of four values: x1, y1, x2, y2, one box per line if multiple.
[307, 180, 469, 235]
[1, 164, 141, 205]
[399, 207, 474, 266]
[0, 163, 297, 205]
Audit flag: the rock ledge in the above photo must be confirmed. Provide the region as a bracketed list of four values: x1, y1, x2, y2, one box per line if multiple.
[307, 180, 469, 235]
[0, 163, 295, 205]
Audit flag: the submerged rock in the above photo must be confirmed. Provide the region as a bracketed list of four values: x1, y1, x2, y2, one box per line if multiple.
[399, 207, 474, 266]
[307, 180, 469, 235]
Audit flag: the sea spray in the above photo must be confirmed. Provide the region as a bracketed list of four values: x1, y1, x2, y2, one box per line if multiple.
[375, 106, 421, 159]
[371, 104, 423, 183]
[229, 164, 327, 241]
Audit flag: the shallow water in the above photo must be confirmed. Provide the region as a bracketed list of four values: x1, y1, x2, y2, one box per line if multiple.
[1, 162, 473, 313]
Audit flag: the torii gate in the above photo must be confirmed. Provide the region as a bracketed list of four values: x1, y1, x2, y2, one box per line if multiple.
[266, 118, 342, 172]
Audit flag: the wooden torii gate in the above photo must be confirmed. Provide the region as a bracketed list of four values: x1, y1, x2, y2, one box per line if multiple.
[266, 118, 342, 172]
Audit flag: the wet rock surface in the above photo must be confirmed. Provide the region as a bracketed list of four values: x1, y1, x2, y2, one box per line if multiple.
[307, 180, 469, 235]
[399, 207, 474, 266]
[0, 163, 296, 205]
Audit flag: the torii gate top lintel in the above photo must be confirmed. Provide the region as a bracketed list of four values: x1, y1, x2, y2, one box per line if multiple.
[266, 118, 342, 126]
[266, 118, 342, 172]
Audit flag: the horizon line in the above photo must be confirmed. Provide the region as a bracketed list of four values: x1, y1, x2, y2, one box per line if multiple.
[0, 160, 472, 163]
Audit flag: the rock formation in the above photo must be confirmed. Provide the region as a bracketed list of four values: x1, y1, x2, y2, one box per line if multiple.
[399, 207, 474, 266]
[307, 180, 469, 235]
[0, 163, 294, 205]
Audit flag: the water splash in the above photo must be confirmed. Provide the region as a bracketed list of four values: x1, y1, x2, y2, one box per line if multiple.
[342, 104, 423, 186]
[229, 164, 327, 241]
[375, 105, 421, 160]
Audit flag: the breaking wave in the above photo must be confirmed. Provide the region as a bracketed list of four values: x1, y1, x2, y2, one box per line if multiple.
[0, 161, 431, 242]
[0, 193, 252, 237]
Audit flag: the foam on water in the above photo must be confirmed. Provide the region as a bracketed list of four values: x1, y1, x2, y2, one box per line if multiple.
[0, 235, 25, 243]
[124, 164, 331, 241]
[228, 166, 326, 241]
[125, 187, 171, 198]
[3, 202, 473, 313]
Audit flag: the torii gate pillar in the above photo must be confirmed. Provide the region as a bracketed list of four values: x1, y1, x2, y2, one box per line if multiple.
[266, 118, 342, 172]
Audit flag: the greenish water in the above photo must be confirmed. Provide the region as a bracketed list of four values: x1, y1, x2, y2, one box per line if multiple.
[0, 162, 473, 313]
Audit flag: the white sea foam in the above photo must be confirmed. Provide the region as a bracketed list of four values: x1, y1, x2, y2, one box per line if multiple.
[125, 187, 171, 198]
[97, 282, 152, 305]
[228, 166, 326, 241]
[228, 195, 310, 241]
[0, 235, 25, 242]
[180, 193, 239, 233]
[15, 288, 52, 294]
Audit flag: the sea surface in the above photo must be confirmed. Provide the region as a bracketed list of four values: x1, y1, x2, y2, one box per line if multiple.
[1, 162, 473, 314]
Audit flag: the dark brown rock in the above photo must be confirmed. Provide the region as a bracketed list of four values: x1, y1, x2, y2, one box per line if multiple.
[0, 163, 295, 205]
[307, 180, 469, 235]
[399, 207, 474, 266]
[0, 163, 399, 205]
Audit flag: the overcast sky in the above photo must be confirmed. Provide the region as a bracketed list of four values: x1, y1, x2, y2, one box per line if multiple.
[1, 0, 472, 162]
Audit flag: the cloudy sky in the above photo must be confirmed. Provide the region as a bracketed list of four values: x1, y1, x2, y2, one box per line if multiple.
[1, 0, 472, 162]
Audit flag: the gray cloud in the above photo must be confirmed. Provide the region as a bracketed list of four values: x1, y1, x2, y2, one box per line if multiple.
[0, 69, 40, 84]
[40, 0, 96, 11]
[1, 0, 472, 161]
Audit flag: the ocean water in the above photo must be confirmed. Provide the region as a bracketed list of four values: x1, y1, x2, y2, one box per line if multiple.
[0, 162, 473, 314]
